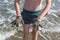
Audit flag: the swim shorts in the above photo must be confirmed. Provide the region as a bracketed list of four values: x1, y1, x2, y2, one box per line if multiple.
[21, 8, 42, 24]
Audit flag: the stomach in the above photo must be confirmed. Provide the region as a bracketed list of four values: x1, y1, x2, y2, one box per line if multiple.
[23, 0, 42, 10]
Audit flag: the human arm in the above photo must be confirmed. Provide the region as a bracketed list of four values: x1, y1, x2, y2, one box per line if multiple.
[10, 0, 22, 27]
[37, 0, 51, 20]
[14, 0, 21, 16]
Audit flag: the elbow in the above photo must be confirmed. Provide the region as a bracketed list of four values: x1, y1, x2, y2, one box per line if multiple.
[46, 0, 51, 8]
[14, 0, 19, 5]
[49, 2, 51, 8]
[46, 2, 51, 9]
[48, 1, 51, 8]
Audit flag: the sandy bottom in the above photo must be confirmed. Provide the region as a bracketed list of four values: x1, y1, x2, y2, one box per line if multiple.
[6, 29, 60, 40]
[6, 30, 45, 40]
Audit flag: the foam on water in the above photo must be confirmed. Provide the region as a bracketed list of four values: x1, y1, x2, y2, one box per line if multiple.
[57, 0, 60, 2]
[7, 8, 16, 14]
[0, 16, 5, 24]
[0, 30, 16, 40]
[41, 27, 60, 33]
[4, 0, 8, 3]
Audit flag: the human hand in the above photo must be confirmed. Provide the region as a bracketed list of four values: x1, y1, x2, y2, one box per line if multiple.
[32, 19, 42, 30]
[10, 16, 23, 27]
[33, 19, 40, 27]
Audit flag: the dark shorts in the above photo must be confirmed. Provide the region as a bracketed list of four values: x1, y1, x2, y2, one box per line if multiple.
[21, 8, 42, 24]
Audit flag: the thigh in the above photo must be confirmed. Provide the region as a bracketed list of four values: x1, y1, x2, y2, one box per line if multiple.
[23, 24, 29, 32]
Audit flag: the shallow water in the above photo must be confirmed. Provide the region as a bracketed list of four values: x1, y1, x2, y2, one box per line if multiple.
[0, 0, 60, 40]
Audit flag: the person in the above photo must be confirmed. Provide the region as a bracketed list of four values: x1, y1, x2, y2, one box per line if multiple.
[11, 0, 51, 40]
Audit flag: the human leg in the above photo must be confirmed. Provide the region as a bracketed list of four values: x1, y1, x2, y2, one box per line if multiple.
[23, 24, 29, 40]
[32, 26, 39, 40]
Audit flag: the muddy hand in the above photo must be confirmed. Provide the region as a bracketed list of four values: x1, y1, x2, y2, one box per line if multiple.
[34, 19, 40, 26]
[10, 16, 23, 27]
[32, 19, 42, 30]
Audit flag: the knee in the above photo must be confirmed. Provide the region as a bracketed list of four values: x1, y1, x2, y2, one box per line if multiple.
[23, 24, 29, 32]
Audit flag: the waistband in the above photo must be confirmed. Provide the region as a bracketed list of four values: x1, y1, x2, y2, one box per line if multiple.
[23, 8, 42, 13]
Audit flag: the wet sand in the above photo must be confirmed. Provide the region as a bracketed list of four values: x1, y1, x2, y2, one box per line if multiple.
[6, 29, 60, 40]
[6, 30, 45, 40]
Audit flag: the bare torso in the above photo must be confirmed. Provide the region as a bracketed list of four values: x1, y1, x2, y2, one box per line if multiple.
[24, 0, 42, 10]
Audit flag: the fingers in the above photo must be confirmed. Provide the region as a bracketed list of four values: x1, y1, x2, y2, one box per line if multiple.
[16, 24, 19, 27]
[10, 16, 23, 27]
[10, 21, 18, 27]
[10, 20, 16, 24]
[11, 24, 16, 27]
[11, 23, 19, 27]
[39, 24, 42, 28]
